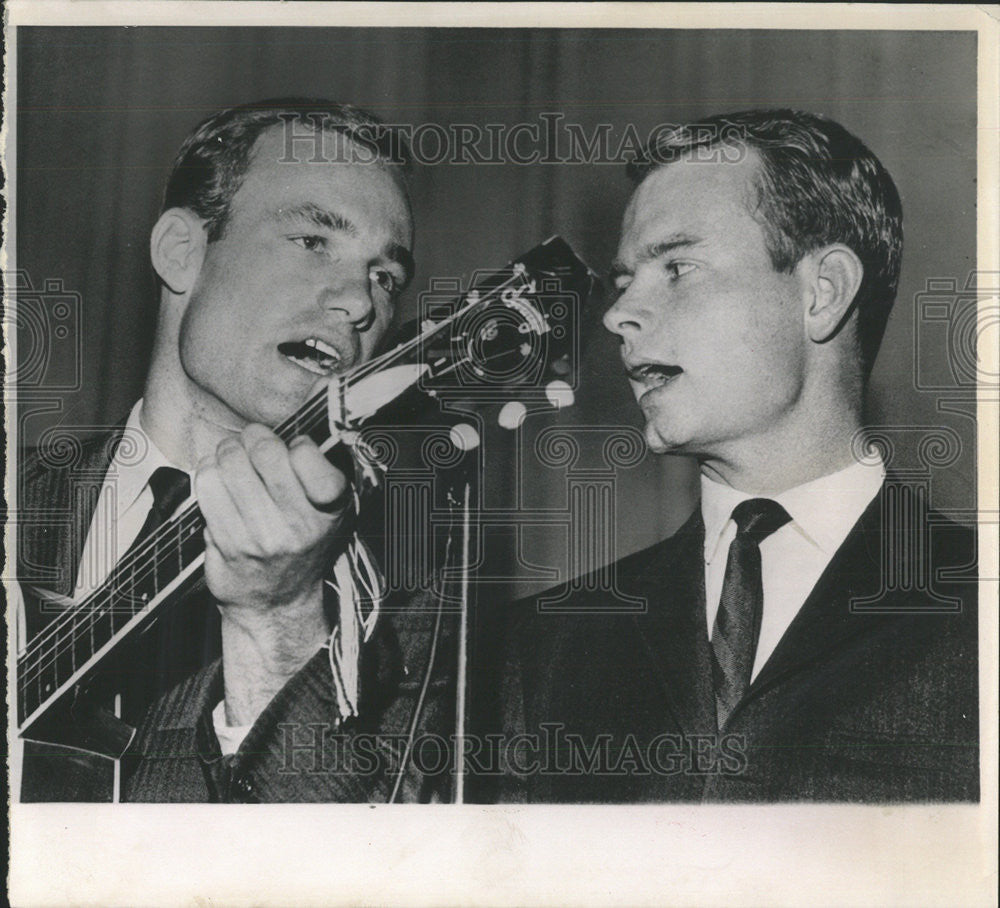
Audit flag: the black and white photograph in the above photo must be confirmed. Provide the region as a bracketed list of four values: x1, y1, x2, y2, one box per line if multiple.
[4, 3, 997, 905]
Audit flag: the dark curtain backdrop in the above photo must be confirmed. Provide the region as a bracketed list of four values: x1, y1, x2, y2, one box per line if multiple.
[15, 27, 978, 594]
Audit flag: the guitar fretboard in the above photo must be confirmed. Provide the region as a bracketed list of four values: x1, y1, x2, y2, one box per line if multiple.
[16, 387, 330, 729]
[17, 235, 592, 734]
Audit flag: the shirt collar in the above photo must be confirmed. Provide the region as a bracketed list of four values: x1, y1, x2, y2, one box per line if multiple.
[108, 399, 187, 518]
[701, 457, 885, 565]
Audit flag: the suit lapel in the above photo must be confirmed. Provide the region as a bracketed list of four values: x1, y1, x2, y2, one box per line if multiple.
[64, 429, 126, 595]
[627, 481, 891, 732]
[748, 486, 886, 696]
[630, 510, 717, 737]
[19, 426, 124, 602]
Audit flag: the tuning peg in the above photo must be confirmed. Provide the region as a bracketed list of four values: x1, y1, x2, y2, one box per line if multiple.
[498, 401, 528, 430]
[449, 422, 481, 451]
[545, 380, 575, 409]
[497, 381, 576, 432]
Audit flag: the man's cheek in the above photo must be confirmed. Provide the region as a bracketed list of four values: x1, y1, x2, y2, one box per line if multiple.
[176, 308, 204, 382]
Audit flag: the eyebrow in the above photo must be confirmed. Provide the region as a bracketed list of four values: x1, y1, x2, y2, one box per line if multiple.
[272, 203, 359, 236]
[609, 233, 704, 279]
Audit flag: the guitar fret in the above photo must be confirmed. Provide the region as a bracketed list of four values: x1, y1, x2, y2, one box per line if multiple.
[107, 585, 120, 634]
[175, 520, 184, 575]
[68, 613, 78, 675]
[54, 626, 73, 696]
[180, 514, 204, 565]
[90, 601, 112, 664]
[131, 548, 141, 613]
[76, 602, 96, 677]
[90, 591, 96, 655]
[18, 676, 30, 725]
[151, 532, 160, 595]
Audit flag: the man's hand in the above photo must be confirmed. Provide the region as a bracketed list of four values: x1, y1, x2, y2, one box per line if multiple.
[195, 423, 350, 725]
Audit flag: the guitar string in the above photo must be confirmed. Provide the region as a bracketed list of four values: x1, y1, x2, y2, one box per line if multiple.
[18, 340, 526, 698]
[18, 274, 517, 673]
[19, 273, 532, 699]
[18, 342, 524, 691]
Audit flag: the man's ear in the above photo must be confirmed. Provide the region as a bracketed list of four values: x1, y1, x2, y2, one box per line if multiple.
[150, 208, 207, 295]
[804, 245, 864, 343]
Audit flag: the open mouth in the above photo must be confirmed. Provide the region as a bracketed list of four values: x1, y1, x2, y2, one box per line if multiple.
[626, 362, 683, 389]
[277, 338, 344, 377]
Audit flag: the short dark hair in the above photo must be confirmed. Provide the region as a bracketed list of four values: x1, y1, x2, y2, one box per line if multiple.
[627, 109, 903, 376]
[162, 97, 412, 242]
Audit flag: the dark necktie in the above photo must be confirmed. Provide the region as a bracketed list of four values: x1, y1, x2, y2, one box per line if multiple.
[109, 466, 192, 729]
[125, 466, 191, 560]
[710, 497, 791, 730]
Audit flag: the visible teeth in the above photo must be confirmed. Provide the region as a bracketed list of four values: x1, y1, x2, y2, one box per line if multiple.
[287, 355, 330, 376]
[305, 337, 341, 360]
[278, 337, 342, 376]
[628, 363, 681, 385]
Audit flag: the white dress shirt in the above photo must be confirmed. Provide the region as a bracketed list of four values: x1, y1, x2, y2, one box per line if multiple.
[74, 400, 189, 598]
[701, 458, 885, 680]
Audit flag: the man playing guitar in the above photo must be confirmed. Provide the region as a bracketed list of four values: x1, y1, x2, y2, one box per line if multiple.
[17, 99, 454, 802]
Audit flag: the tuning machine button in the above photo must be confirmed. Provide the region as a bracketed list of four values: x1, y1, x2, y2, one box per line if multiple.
[449, 423, 481, 451]
[545, 380, 574, 409]
[498, 401, 528, 430]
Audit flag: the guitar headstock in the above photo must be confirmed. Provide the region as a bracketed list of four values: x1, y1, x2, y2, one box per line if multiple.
[404, 236, 596, 400]
[314, 237, 595, 466]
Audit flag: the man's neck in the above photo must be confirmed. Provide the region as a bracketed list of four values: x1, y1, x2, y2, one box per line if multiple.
[697, 403, 865, 496]
[141, 340, 248, 470]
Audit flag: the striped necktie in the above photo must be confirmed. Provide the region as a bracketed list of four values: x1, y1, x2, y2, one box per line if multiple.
[710, 497, 791, 729]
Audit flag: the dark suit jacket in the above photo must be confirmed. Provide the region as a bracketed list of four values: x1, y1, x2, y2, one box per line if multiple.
[17, 427, 221, 800]
[16, 427, 458, 802]
[123, 583, 456, 802]
[482, 481, 978, 803]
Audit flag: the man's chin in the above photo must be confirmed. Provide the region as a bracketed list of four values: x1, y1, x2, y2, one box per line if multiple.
[225, 386, 310, 431]
[265, 367, 333, 417]
[642, 418, 688, 455]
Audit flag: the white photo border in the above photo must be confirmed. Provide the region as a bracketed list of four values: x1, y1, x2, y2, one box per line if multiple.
[4, 3, 998, 906]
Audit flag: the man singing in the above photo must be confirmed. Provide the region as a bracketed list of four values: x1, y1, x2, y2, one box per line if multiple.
[18, 99, 455, 802]
[495, 109, 978, 802]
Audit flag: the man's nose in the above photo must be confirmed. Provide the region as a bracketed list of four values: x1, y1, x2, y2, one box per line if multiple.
[602, 286, 646, 337]
[320, 272, 375, 330]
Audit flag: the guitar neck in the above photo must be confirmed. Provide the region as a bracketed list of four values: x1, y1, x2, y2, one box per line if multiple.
[17, 234, 594, 736]
[16, 388, 333, 734]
